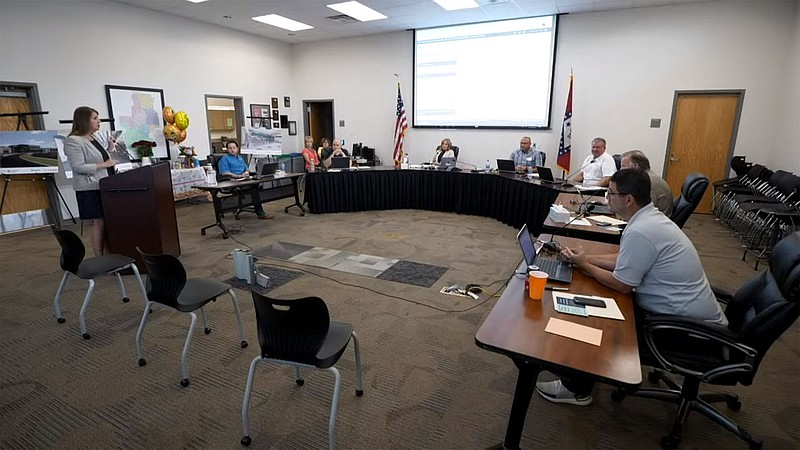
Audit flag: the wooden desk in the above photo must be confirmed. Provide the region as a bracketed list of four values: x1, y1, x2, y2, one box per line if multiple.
[475, 236, 640, 449]
[192, 172, 305, 239]
[542, 192, 623, 244]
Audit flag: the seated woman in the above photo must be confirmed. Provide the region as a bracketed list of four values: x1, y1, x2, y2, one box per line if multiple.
[322, 138, 350, 168]
[431, 138, 456, 165]
[301, 136, 320, 172]
[317, 137, 332, 161]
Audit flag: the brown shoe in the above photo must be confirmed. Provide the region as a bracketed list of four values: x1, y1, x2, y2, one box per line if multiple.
[257, 212, 274, 220]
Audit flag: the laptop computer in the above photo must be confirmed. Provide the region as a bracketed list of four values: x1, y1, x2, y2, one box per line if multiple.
[331, 156, 350, 169]
[536, 166, 565, 185]
[497, 159, 515, 173]
[439, 156, 457, 170]
[516, 223, 573, 283]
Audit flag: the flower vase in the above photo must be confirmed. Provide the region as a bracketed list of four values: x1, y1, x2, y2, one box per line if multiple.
[141, 156, 152, 166]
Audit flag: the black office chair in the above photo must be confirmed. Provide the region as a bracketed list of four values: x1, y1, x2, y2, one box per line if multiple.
[241, 293, 364, 449]
[435, 145, 460, 162]
[613, 154, 622, 171]
[135, 248, 248, 387]
[206, 153, 259, 219]
[670, 173, 710, 228]
[51, 227, 147, 339]
[612, 231, 800, 449]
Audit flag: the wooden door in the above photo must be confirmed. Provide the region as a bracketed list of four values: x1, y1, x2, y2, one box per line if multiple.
[664, 92, 743, 214]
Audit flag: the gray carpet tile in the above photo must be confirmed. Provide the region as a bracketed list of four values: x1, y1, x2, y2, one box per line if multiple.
[376, 260, 449, 288]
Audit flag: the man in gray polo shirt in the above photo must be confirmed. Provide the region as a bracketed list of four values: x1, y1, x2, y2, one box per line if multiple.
[621, 150, 674, 216]
[536, 168, 726, 406]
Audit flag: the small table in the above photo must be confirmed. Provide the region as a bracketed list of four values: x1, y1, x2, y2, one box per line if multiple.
[171, 167, 209, 201]
[475, 235, 641, 449]
[192, 172, 305, 239]
[542, 192, 623, 244]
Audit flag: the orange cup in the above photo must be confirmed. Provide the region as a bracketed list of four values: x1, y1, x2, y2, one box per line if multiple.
[528, 271, 549, 300]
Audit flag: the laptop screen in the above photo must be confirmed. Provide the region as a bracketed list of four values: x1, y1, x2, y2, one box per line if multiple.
[497, 159, 515, 171]
[331, 156, 350, 169]
[440, 156, 456, 168]
[537, 166, 554, 181]
[516, 223, 540, 267]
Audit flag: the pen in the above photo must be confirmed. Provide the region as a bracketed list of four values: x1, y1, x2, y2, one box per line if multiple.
[545, 286, 568, 291]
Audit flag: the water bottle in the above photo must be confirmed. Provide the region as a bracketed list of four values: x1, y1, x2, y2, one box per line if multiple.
[526, 156, 534, 177]
[279, 161, 286, 174]
[207, 166, 217, 186]
[401, 153, 409, 169]
[485, 159, 491, 173]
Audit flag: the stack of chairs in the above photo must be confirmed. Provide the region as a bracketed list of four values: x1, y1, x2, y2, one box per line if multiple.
[713, 160, 800, 269]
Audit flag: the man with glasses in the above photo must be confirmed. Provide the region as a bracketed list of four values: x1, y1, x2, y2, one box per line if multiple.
[535, 168, 726, 406]
[621, 150, 673, 216]
[510, 136, 544, 173]
[575, 137, 617, 187]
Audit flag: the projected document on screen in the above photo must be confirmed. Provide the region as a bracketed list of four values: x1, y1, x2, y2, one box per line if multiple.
[414, 16, 557, 129]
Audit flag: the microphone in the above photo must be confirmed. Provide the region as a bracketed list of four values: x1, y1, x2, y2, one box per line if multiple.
[541, 204, 595, 252]
[562, 159, 595, 187]
[456, 160, 478, 172]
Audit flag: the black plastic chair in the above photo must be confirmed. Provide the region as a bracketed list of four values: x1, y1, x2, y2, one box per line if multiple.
[670, 172, 710, 228]
[612, 231, 800, 449]
[51, 227, 147, 339]
[135, 248, 247, 387]
[241, 293, 364, 449]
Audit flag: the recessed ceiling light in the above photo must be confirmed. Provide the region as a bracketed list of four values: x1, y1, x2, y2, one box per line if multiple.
[327, 1, 387, 22]
[186, 0, 210, 3]
[433, 0, 479, 11]
[252, 14, 314, 31]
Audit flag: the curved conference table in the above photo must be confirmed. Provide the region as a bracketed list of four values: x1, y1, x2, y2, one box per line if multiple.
[305, 167, 578, 234]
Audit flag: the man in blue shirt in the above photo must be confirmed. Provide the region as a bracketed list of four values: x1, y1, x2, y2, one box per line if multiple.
[509, 136, 544, 173]
[219, 140, 273, 219]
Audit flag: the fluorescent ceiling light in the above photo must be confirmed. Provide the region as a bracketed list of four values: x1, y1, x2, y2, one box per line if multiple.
[186, 0, 210, 3]
[327, 1, 387, 21]
[252, 14, 314, 31]
[433, 0, 480, 11]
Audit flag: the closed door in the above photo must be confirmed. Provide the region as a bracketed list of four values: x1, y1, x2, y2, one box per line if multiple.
[664, 92, 743, 214]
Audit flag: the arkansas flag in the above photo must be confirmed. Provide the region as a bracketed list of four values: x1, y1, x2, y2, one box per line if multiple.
[557, 71, 573, 173]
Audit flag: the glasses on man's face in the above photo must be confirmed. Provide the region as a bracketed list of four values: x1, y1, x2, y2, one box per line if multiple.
[605, 191, 628, 200]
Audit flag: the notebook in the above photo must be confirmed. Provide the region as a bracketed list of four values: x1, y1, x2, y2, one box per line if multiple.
[439, 156, 457, 170]
[497, 159, 515, 172]
[516, 223, 573, 283]
[536, 166, 565, 185]
[331, 156, 350, 169]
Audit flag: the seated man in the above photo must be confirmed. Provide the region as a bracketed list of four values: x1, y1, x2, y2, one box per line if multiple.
[321, 138, 350, 168]
[575, 137, 617, 186]
[218, 140, 273, 219]
[536, 168, 726, 405]
[510, 136, 544, 173]
[621, 150, 674, 216]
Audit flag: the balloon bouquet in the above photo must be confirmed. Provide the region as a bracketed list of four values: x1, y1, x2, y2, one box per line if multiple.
[162, 106, 197, 168]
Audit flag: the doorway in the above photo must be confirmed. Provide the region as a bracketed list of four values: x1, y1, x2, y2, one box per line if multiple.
[205, 95, 244, 154]
[663, 90, 744, 214]
[303, 100, 334, 144]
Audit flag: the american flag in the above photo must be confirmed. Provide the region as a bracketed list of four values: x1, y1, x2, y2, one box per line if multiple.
[557, 71, 573, 173]
[392, 82, 408, 164]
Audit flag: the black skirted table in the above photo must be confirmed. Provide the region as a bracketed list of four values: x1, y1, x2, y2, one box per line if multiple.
[305, 167, 570, 234]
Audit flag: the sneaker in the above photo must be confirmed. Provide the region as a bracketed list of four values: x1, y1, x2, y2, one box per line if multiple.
[536, 380, 593, 406]
[257, 212, 274, 220]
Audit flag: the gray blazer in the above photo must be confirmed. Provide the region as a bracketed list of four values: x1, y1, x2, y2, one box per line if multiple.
[64, 135, 109, 191]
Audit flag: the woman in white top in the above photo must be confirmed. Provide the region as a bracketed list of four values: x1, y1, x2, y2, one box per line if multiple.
[431, 138, 455, 164]
[63, 106, 118, 256]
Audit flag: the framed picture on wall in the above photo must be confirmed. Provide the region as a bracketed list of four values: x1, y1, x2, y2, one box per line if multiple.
[271, 97, 279, 109]
[105, 85, 170, 160]
[272, 121, 280, 129]
[271, 109, 279, 120]
[284, 96, 291, 108]
[249, 104, 271, 128]
[288, 121, 297, 136]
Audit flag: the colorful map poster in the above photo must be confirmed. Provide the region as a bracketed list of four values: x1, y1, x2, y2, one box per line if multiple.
[105, 85, 170, 159]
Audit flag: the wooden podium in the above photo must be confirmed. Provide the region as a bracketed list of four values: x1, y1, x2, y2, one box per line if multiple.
[100, 163, 180, 273]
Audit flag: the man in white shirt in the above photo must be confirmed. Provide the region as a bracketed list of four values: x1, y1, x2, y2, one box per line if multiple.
[575, 137, 617, 187]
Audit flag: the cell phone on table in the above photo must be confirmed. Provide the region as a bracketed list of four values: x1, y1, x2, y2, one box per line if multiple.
[573, 296, 607, 308]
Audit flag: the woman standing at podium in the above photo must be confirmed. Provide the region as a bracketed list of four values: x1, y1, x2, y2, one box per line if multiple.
[64, 106, 118, 256]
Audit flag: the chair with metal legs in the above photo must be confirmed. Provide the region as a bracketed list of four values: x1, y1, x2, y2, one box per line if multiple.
[241, 292, 364, 450]
[51, 227, 147, 339]
[135, 248, 248, 387]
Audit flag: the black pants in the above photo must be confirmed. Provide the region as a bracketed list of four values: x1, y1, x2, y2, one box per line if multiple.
[248, 189, 265, 215]
[553, 299, 654, 397]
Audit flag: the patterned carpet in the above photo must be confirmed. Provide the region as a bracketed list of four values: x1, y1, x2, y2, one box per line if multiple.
[1, 199, 798, 449]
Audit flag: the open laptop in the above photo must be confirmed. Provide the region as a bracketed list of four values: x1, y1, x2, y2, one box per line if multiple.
[536, 166, 565, 185]
[331, 156, 350, 169]
[516, 223, 573, 283]
[439, 156, 457, 170]
[497, 159, 515, 173]
[251, 159, 278, 179]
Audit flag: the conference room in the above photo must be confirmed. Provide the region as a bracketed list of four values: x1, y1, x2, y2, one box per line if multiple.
[1, 0, 798, 449]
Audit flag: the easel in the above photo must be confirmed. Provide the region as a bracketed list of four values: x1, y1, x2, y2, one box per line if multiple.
[0, 172, 77, 228]
[246, 115, 271, 128]
[0, 110, 49, 131]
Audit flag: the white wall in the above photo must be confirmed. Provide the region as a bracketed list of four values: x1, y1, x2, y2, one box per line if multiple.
[294, 1, 800, 174]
